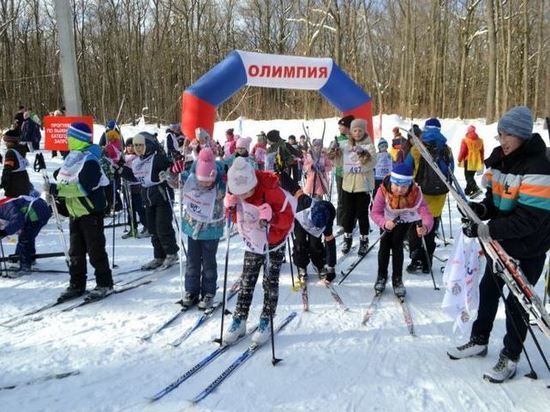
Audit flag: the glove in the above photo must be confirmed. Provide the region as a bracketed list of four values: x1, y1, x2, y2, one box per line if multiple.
[223, 194, 239, 210]
[462, 218, 491, 241]
[468, 202, 487, 219]
[258, 203, 272, 222]
[171, 159, 185, 174]
[353, 146, 365, 154]
[329, 140, 339, 150]
[384, 220, 396, 231]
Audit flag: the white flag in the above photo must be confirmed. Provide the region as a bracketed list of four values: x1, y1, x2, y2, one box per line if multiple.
[441, 232, 485, 336]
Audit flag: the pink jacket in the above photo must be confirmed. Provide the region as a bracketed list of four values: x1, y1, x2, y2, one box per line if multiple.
[304, 153, 332, 197]
[371, 181, 433, 232]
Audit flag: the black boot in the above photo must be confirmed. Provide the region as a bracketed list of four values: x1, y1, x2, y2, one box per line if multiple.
[374, 275, 387, 294]
[392, 276, 406, 298]
[58, 284, 86, 303]
[358, 236, 369, 256]
[342, 235, 352, 254]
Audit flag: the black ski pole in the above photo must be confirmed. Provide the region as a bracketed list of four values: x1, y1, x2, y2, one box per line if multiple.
[287, 237, 295, 290]
[265, 226, 282, 365]
[214, 214, 234, 346]
[447, 194, 453, 240]
[417, 221, 439, 290]
[338, 231, 386, 285]
[111, 179, 117, 269]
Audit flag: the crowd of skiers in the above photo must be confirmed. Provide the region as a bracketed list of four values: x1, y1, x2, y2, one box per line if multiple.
[0, 104, 548, 383]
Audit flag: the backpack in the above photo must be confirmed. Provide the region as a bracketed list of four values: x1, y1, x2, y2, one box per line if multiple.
[415, 143, 451, 195]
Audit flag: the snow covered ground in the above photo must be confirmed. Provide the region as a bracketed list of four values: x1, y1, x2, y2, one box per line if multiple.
[0, 115, 549, 412]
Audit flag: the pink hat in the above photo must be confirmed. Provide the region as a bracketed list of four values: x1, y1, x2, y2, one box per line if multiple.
[467, 125, 476, 133]
[195, 148, 217, 182]
[236, 136, 252, 151]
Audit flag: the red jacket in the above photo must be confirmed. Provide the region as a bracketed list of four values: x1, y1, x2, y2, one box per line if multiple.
[236, 171, 294, 246]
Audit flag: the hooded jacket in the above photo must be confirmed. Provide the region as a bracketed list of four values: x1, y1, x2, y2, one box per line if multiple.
[477, 133, 550, 258]
[233, 171, 294, 246]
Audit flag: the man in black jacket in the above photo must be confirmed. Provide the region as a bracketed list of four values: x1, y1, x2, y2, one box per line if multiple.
[447, 106, 550, 383]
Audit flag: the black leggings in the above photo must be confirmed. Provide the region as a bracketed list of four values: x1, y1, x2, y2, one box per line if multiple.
[377, 223, 411, 280]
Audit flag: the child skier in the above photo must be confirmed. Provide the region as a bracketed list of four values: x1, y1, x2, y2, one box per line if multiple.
[48, 122, 114, 302]
[0, 196, 52, 275]
[119, 132, 179, 270]
[281, 174, 336, 282]
[373, 137, 392, 199]
[337, 118, 377, 256]
[457, 125, 484, 197]
[1, 129, 34, 197]
[179, 148, 226, 310]
[251, 132, 267, 170]
[222, 157, 295, 345]
[303, 138, 332, 199]
[371, 163, 433, 297]
[224, 136, 256, 169]
[119, 138, 148, 238]
[223, 128, 236, 160]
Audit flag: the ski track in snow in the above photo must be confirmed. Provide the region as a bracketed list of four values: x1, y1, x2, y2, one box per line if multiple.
[1, 117, 549, 412]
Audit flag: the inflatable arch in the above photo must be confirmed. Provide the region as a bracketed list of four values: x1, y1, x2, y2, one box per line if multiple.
[181, 50, 373, 140]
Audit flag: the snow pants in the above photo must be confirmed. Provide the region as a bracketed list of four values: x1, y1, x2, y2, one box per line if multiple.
[292, 225, 336, 271]
[233, 245, 286, 321]
[377, 223, 410, 281]
[185, 237, 219, 297]
[146, 202, 178, 259]
[341, 191, 370, 235]
[470, 253, 546, 361]
[69, 213, 113, 289]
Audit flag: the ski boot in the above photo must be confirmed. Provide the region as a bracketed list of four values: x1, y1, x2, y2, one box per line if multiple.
[319, 266, 336, 283]
[392, 277, 406, 298]
[85, 286, 113, 302]
[358, 236, 369, 256]
[180, 291, 199, 310]
[159, 254, 178, 270]
[406, 260, 425, 274]
[57, 284, 86, 303]
[223, 318, 246, 345]
[447, 339, 488, 360]
[374, 275, 387, 294]
[341, 235, 353, 255]
[198, 294, 215, 311]
[122, 228, 137, 239]
[483, 352, 517, 383]
[141, 258, 164, 270]
[251, 317, 271, 346]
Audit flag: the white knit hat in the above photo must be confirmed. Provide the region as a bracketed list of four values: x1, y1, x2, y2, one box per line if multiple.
[227, 157, 257, 195]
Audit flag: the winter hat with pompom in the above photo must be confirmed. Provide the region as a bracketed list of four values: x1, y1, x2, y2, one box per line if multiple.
[377, 137, 388, 149]
[195, 148, 217, 183]
[227, 156, 258, 195]
[236, 136, 252, 151]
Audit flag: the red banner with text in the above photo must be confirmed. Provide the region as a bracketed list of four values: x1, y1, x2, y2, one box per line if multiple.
[43, 116, 94, 151]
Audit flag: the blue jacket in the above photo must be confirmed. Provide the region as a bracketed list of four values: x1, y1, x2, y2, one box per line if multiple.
[0, 197, 52, 236]
[405, 127, 455, 173]
[180, 161, 226, 240]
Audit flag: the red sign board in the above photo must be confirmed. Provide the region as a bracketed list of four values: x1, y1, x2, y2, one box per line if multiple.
[43, 116, 94, 151]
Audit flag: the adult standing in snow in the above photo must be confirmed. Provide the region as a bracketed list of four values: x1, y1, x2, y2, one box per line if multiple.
[119, 132, 179, 270]
[337, 118, 376, 256]
[448, 106, 550, 383]
[327, 115, 354, 229]
[222, 157, 294, 345]
[48, 122, 114, 301]
[1, 129, 34, 197]
[179, 148, 226, 310]
[405, 118, 453, 274]
[20, 110, 42, 151]
[457, 125, 484, 197]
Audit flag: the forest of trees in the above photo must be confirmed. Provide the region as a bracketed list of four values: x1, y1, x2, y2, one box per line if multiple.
[0, 0, 548, 127]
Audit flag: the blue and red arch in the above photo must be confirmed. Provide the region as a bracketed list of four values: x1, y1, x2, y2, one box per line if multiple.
[181, 50, 373, 139]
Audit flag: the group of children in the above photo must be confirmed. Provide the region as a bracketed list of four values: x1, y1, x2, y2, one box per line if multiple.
[0, 115, 483, 338]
